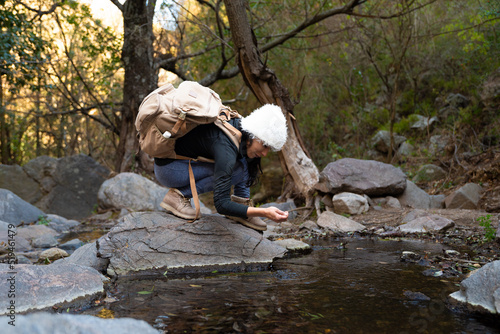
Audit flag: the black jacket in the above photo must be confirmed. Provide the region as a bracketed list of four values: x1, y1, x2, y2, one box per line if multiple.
[155, 118, 249, 218]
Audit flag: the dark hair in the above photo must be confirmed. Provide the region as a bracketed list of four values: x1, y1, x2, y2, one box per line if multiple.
[243, 132, 262, 187]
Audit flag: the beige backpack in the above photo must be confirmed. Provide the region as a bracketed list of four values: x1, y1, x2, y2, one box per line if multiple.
[135, 81, 242, 219]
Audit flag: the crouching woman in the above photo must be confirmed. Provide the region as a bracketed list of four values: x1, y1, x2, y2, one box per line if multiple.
[154, 104, 289, 231]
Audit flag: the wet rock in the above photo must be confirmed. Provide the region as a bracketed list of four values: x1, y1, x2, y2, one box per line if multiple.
[98, 172, 168, 212]
[316, 211, 366, 233]
[450, 260, 500, 314]
[54, 242, 109, 273]
[401, 251, 421, 262]
[397, 180, 432, 209]
[0, 312, 159, 334]
[273, 239, 311, 253]
[39, 247, 69, 261]
[0, 189, 45, 226]
[412, 164, 447, 183]
[445, 183, 483, 209]
[299, 220, 322, 233]
[0, 263, 106, 315]
[97, 212, 287, 277]
[422, 268, 443, 277]
[404, 290, 431, 301]
[332, 192, 369, 215]
[316, 158, 407, 196]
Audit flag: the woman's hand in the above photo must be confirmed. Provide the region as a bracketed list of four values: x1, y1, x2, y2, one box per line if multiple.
[247, 206, 289, 223]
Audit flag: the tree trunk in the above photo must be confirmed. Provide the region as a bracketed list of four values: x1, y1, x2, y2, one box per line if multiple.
[223, 0, 319, 208]
[115, 0, 157, 172]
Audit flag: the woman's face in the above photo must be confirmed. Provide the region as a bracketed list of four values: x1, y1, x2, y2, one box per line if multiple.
[246, 138, 270, 158]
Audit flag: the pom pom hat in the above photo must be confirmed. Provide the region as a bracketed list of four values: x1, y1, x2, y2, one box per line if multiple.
[241, 104, 288, 151]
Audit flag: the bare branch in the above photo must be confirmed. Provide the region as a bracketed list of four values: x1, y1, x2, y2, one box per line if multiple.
[109, 0, 124, 12]
[13, 0, 64, 18]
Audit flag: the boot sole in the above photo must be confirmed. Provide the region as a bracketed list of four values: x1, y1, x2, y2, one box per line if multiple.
[160, 202, 197, 220]
[226, 216, 267, 231]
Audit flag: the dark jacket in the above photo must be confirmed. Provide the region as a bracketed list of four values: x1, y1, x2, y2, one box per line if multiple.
[154, 118, 249, 218]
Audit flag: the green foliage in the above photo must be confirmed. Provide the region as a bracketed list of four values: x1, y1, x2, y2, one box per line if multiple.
[477, 214, 496, 242]
[36, 215, 50, 226]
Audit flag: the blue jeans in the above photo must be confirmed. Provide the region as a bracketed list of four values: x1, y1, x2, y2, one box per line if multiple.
[154, 158, 250, 198]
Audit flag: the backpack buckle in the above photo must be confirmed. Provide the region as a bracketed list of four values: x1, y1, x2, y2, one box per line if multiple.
[178, 110, 187, 120]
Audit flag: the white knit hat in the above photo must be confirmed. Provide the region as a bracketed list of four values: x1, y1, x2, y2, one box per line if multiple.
[240, 104, 287, 151]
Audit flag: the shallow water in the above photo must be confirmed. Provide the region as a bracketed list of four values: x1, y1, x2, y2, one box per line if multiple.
[107, 238, 500, 333]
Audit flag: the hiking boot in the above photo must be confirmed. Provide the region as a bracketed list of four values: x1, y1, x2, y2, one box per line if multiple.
[161, 188, 197, 220]
[226, 195, 267, 231]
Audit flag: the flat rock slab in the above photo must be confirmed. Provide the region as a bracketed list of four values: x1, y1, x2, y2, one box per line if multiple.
[0, 263, 106, 315]
[317, 211, 366, 233]
[97, 212, 287, 277]
[0, 312, 159, 334]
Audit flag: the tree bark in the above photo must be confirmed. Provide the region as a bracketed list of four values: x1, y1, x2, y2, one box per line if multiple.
[223, 0, 319, 208]
[114, 0, 157, 172]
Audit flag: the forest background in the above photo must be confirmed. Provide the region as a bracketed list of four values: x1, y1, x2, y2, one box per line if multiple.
[1, 0, 499, 205]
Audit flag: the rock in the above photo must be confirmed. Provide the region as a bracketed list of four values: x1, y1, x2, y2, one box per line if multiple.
[371, 130, 407, 153]
[58, 238, 84, 252]
[31, 234, 58, 248]
[0, 233, 32, 254]
[97, 212, 287, 277]
[48, 155, 110, 220]
[299, 220, 322, 232]
[316, 158, 407, 196]
[410, 115, 438, 130]
[450, 260, 500, 314]
[385, 196, 402, 209]
[332, 192, 369, 215]
[0, 312, 160, 334]
[446, 93, 470, 109]
[429, 135, 452, 156]
[273, 239, 311, 252]
[54, 242, 109, 273]
[430, 194, 445, 209]
[404, 290, 431, 301]
[397, 180, 432, 209]
[316, 211, 366, 233]
[0, 164, 42, 204]
[412, 164, 447, 183]
[398, 211, 454, 233]
[39, 247, 69, 261]
[395, 142, 414, 160]
[45, 214, 80, 233]
[401, 251, 421, 262]
[0, 263, 106, 315]
[0, 189, 45, 226]
[98, 172, 168, 211]
[17, 224, 58, 242]
[445, 183, 483, 209]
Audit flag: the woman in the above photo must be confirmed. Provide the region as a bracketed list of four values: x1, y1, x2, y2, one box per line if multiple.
[154, 104, 289, 231]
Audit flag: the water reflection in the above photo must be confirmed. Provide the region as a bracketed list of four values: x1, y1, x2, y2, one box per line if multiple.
[108, 238, 500, 333]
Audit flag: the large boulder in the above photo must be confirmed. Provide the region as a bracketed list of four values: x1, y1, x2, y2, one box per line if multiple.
[316, 158, 407, 196]
[0, 155, 110, 220]
[450, 260, 500, 314]
[0, 263, 106, 315]
[0, 312, 159, 334]
[0, 189, 45, 226]
[98, 172, 168, 211]
[445, 183, 483, 209]
[0, 164, 42, 203]
[97, 212, 287, 277]
[397, 180, 432, 209]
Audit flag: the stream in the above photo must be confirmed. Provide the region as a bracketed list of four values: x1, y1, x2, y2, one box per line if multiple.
[105, 238, 500, 333]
